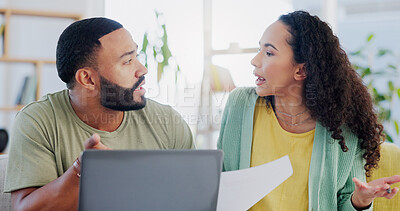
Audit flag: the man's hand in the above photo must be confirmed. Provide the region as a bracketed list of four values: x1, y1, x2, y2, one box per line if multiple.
[351, 175, 400, 209]
[78, 134, 111, 165]
[84, 133, 111, 150]
[10, 134, 111, 211]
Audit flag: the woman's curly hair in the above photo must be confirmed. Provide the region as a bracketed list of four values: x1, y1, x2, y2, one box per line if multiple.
[276, 11, 384, 177]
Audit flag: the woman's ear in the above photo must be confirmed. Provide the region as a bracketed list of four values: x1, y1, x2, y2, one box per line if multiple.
[294, 63, 306, 81]
[74, 68, 97, 90]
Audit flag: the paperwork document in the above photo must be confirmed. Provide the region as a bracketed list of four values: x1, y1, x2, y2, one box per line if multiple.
[217, 155, 293, 211]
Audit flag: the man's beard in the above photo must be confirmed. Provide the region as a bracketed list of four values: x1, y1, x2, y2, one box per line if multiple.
[99, 75, 146, 111]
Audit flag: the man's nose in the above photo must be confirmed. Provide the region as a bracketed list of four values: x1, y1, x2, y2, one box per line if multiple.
[135, 61, 148, 78]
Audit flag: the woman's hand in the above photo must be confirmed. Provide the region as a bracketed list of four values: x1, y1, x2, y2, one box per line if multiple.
[351, 175, 400, 209]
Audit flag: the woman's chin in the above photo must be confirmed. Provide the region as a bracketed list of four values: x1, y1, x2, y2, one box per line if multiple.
[255, 86, 271, 97]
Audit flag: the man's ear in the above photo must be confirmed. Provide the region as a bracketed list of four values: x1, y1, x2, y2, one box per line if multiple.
[294, 63, 306, 81]
[75, 68, 97, 90]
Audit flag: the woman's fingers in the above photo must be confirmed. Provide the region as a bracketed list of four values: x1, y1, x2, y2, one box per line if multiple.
[384, 175, 400, 185]
[385, 187, 399, 199]
[372, 184, 391, 197]
[353, 177, 396, 198]
[353, 177, 367, 189]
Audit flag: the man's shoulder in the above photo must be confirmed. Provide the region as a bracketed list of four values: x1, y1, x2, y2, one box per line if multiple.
[17, 90, 66, 120]
[143, 99, 176, 115]
[128, 99, 184, 126]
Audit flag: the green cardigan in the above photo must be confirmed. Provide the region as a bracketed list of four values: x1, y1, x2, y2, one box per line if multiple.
[217, 87, 372, 211]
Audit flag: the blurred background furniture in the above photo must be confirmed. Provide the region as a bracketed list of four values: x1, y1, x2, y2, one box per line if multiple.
[0, 154, 11, 211]
[0, 129, 8, 153]
[367, 142, 400, 211]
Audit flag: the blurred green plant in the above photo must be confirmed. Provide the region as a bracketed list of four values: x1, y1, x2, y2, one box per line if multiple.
[350, 34, 400, 142]
[139, 11, 180, 83]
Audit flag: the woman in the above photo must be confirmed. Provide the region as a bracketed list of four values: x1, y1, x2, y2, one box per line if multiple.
[217, 11, 400, 210]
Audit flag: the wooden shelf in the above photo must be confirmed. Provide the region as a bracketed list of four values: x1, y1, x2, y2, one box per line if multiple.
[0, 57, 55, 64]
[0, 8, 81, 20]
[0, 8, 82, 129]
[0, 105, 24, 112]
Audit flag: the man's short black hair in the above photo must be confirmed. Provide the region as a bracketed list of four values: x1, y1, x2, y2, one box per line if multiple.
[56, 17, 123, 89]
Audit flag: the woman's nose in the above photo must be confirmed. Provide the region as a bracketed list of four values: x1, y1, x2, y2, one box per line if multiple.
[251, 53, 260, 68]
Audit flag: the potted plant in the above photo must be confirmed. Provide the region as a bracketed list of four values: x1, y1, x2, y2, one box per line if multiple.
[350, 34, 400, 142]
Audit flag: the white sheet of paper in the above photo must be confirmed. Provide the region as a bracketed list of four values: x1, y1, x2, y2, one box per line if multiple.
[217, 155, 293, 211]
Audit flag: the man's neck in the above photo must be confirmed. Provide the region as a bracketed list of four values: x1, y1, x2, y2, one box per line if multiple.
[68, 89, 124, 132]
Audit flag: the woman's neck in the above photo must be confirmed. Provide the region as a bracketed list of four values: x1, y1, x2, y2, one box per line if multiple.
[273, 95, 316, 133]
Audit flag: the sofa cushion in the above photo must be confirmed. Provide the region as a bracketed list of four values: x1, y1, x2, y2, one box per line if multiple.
[367, 142, 400, 210]
[0, 155, 11, 211]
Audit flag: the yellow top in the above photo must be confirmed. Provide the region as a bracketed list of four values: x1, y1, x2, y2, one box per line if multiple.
[249, 97, 315, 211]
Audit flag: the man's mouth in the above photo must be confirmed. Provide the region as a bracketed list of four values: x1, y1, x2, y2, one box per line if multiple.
[132, 76, 145, 91]
[135, 85, 144, 91]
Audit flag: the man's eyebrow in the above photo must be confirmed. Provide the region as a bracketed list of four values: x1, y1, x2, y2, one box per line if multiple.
[259, 42, 279, 51]
[119, 50, 136, 59]
[119, 45, 138, 59]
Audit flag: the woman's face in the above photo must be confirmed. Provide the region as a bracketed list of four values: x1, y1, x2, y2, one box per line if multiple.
[251, 21, 304, 97]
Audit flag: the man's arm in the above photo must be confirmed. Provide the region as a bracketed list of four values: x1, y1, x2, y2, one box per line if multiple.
[12, 166, 80, 211]
[11, 134, 109, 211]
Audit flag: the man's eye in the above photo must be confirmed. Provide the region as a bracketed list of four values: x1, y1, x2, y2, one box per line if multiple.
[124, 59, 132, 65]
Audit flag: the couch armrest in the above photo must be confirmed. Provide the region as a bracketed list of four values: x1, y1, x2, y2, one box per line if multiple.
[0, 155, 11, 211]
[367, 142, 400, 211]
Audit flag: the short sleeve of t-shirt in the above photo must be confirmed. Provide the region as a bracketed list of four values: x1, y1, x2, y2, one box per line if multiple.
[4, 105, 58, 193]
[168, 107, 195, 149]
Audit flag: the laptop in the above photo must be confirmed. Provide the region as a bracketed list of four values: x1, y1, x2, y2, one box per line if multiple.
[78, 150, 223, 211]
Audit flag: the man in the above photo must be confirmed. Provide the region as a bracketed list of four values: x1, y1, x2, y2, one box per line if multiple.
[4, 17, 194, 210]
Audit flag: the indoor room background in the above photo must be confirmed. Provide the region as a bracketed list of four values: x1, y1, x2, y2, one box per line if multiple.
[0, 0, 399, 152]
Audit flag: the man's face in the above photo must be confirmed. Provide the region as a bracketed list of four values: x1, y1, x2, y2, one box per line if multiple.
[96, 28, 148, 111]
[99, 74, 146, 111]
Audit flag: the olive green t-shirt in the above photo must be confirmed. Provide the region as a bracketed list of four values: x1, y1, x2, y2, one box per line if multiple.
[4, 89, 194, 192]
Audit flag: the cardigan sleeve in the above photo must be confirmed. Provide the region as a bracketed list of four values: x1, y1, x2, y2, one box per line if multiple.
[217, 93, 232, 172]
[217, 87, 237, 150]
[217, 87, 239, 172]
[217, 87, 257, 172]
[337, 147, 373, 211]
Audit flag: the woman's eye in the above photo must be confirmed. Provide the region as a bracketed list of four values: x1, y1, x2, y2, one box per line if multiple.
[266, 51, 273, 56]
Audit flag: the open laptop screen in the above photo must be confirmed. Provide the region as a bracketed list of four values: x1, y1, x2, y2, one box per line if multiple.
[78, 150, 223, 211]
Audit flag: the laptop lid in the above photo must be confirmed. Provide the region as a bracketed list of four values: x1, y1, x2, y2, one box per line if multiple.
[78, 150, 223, 211]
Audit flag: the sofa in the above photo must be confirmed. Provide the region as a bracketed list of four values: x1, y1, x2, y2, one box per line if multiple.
[0, 154, 11, 211]
[367, 142, 400, 210]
